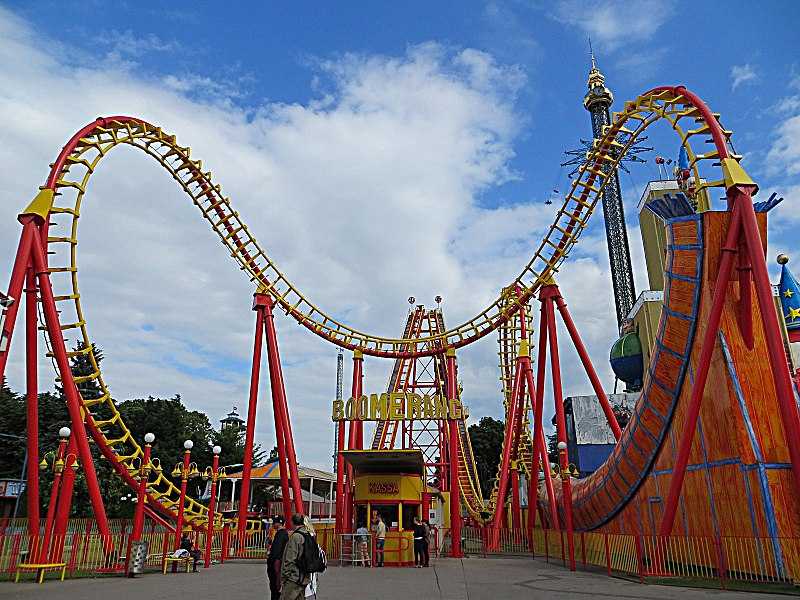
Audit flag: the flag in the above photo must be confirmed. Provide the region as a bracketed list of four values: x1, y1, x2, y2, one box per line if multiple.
[778, 255, 800, 343]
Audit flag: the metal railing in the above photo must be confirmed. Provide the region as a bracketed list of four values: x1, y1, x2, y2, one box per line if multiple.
[462, 527, 800, 590]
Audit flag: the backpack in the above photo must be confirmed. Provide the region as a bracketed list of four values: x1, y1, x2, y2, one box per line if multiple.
[294, 530, 327, 576]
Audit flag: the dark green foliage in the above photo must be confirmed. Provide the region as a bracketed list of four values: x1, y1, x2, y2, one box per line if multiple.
[467, 416, 504, 497]
[547, 432, 558, 465]
[0, 345, 266, 517]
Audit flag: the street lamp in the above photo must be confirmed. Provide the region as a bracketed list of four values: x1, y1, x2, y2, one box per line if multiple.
[171, 440, 199, 553]
[202, 445, 227, 568]
[556, 440, 576, 571]
[127, 432, 156, 575]
[38, 427, 73, 562]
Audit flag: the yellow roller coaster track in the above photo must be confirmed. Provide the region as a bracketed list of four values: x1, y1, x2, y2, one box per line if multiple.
[30, 85, 737, 528]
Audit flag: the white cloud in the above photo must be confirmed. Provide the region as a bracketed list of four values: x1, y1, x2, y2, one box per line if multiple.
[0, 6, 623, 470]
[549, 0, 676, 50]
[731, 63, 758, 91]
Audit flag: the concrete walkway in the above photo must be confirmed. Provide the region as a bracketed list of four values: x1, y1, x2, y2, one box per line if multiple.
[0, 557, 785, 599]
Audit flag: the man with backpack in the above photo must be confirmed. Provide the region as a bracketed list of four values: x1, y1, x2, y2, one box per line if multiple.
[280, 513, 326, 600]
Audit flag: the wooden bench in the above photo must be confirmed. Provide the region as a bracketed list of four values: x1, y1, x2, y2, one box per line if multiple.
[162, 554, 194, 574]
[14, 562, 67, 584]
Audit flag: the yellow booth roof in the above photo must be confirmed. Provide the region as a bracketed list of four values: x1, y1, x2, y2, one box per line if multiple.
[341, 449, 424, 476]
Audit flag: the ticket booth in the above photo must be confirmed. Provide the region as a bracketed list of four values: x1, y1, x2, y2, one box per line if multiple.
[342, 449, 426, 566]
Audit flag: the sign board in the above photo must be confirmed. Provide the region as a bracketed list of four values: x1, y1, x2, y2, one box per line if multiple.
[332, 392, 468, 422]
[355, 475, 422, 501]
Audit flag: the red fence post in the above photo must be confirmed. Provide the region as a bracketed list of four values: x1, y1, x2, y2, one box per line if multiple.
[580, 532, 586, 567]
[221, 523, 230, 563]
[634, 534, 645, 583]
[544, 527, 549, 563]
[714, 536, 727, 589]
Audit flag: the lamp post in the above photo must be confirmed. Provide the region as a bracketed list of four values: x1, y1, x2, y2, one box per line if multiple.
[172, 440, 199, 552]
[127, 433, 156, 575]
[38, 427, 72, 562]
[203, 445, 226, 568]
[557, 440, 576, 571]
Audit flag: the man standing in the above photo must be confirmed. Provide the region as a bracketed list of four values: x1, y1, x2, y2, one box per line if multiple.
[372, 513, 386, 567]
[267, 516, 288, 600]
[280, 514, 310, 600]
[412, 516, 426, 568]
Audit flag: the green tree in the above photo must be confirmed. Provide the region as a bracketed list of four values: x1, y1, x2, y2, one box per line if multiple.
[467, 416, 505, 497]
[211, 425, 266, 469]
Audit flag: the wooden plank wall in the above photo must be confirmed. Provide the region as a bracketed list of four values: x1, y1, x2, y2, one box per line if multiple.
[543, 211, 800, 549]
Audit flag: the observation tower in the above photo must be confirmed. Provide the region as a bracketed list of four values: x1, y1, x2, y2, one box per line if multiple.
[583, 53, 636, 327]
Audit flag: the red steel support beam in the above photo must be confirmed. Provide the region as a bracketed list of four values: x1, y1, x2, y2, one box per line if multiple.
[239, 294, 266, 533]
[344, 350, 363, 532]
[543, 289, 576, 571]
[445, 349, 462, 558]
[24, 267, 39, 536]
[263, 298, 304, 516]
[658, 204, 742, 536]
[530, 293, 559, 528]
[0, 223, 35, 379]
[29, 229, 110, 537]
[490, 354, 525, 531]
[554, 292, 621, 440]
[510, 463, 522, 530]
[335, 407, 346, 532]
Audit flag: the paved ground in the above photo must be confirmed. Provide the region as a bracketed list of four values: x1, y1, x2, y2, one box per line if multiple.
[0, 557, 787, 599]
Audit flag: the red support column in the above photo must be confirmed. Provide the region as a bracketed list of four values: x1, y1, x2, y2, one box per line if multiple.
[239, 294, 266, 534]
[445, 348, 462, 558]
[24, 267, 39, 537]
[490, 353, 525, 532]
[205, 448, 221, 568]
[263, 298, 304, 516]
[29, 231, 110, 537]
[529, 295, 559, 528]
[174, 444, 192, 551]
[659, 205, 742, 536]
[0, 223, 35, 379]
[344, 350, 363, 532]
[335, 409, 346, 532]
[543, 287, 575, 571]
[554, 292, 621, 440]
[510, 464, 522, 530]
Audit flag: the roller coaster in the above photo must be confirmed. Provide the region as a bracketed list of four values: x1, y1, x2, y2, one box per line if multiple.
[2, 84, 800, 568]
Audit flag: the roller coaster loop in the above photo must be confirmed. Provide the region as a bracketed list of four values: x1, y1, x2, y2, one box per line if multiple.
[0, 85, 799, 566]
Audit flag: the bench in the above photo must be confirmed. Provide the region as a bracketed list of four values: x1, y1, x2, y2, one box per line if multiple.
[14, 562, 67, 584]
[161, 551, 204, 574]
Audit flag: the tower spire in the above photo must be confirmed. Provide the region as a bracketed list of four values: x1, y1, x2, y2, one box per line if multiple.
[581, 50, 636, 327]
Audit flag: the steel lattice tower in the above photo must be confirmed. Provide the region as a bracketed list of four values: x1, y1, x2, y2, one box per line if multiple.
[583, 54, 636, 326]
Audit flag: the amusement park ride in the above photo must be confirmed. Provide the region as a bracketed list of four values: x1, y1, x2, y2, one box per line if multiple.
[2, 58, 800, 578]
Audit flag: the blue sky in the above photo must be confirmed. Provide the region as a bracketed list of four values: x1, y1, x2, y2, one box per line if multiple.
[9, 1, 800, 210]
[1, 1, 799, 467]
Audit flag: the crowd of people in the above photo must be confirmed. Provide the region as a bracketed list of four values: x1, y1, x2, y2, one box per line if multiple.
[173, 510, 436, 597]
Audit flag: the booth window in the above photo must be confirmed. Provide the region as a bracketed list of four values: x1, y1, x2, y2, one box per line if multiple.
[355, 504, 368, 529]
[371, 504, 399, 529]
[401, 503, 420, 530]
